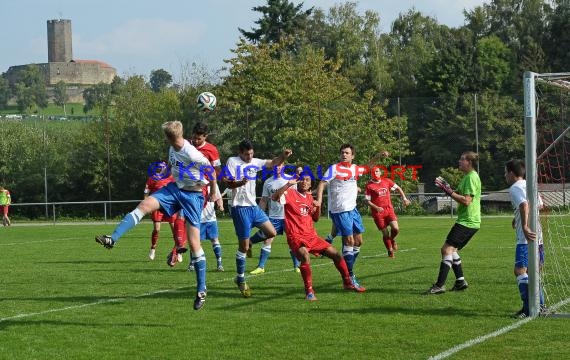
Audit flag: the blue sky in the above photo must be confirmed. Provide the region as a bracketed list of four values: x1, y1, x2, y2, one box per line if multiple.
[1, 0, 488, 82]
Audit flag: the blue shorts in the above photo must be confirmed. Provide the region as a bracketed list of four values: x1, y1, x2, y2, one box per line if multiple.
[515, 243, 545, 268]
[200, 221, 219, 241]
[150, 182, 203, 228]
[330, 208, 364, 237]
[270, 218, 285, 235]
[231, 205, 270, 241]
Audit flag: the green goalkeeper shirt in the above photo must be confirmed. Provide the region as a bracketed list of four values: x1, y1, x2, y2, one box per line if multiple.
[456, 170, 481, 229]
[0, 190, 10, 205]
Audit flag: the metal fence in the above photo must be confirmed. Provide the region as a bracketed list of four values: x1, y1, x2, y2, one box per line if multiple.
[6, 191, 523, 225]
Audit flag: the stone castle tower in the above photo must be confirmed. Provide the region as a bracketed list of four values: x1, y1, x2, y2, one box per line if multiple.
[47, 19, 73, 63]
[5, 19, 117, 100]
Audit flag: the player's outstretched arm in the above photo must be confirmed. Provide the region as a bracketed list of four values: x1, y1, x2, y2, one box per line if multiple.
[222, 178, 248, 189]
[271, 179, 297, 202]
[267, 149, 293, 168]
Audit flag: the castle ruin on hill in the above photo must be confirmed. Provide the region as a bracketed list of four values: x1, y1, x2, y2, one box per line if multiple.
[5, 19, 117, 102]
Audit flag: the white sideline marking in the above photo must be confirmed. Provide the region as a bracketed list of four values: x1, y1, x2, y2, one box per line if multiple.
[0, 248, 416, 323]
[428, 317, 534, 360]
[0, 238, 80, 246]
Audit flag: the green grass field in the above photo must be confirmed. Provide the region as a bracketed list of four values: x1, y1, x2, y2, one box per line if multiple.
[0, 103, 88, 116]
[1, 216, 568, 359]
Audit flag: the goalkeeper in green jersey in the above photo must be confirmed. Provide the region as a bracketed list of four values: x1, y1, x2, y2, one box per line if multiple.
[425, 151, 481, 295]
[0, 186, 11, 226]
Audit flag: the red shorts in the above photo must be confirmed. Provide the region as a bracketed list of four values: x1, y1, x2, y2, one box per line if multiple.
[287, 233, 331, 256]
[151, 209, 177, 223]
[372, 209, 397, 230]
[0, 205, 8, 216]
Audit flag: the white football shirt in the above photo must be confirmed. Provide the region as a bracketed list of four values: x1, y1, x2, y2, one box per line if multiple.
[201, 183, 220, 223]
[263, 177, 288, 219]
[225, 156, 267, 207]
[168, 139, 211, 189]
[509, 179, 543, 245]
[322, 163, 358, 213]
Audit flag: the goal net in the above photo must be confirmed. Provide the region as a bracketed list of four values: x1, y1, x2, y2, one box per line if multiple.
[524, 71, 570, 317]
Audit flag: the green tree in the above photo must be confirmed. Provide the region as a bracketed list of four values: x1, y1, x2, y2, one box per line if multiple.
[110, 75, 125, 95]
[305, 3, 392, 97]
[239, 0, 313, 47]
[417, 92, 522, 191]
[53, 81, 69, 115]
[13, 65, 48, 112]
[417, 26, 476, 96]
[82, 83, 112, 113]
[216, 40, 409, 169]
[473, 35, 512, 92]
[466, 0, 552, 89]
[0, 75, 9, 109]
[544, 2, 570, 71]
[384, 10, 440, 97]
[149, 69, 173, 92]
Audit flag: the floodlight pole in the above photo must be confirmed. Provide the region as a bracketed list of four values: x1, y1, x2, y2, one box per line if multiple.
[474, 93, 479, 174]
[523, 71, 540, 317]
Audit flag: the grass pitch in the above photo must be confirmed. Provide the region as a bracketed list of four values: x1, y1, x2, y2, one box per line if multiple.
[1, 216, 568, 359]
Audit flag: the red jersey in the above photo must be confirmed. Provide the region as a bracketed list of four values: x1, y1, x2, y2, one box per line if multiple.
[194, 141, 221, 182]
[194, 142, 221, 168]
[283, 188, 318, 240]
[365, 178, 397, 213]
[144, 175, 174, 195]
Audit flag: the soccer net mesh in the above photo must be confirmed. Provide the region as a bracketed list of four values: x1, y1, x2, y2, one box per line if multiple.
[534, 73, 570, 316]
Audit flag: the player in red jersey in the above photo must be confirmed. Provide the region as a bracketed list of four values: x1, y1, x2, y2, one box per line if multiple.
[191, 122, 222, 174]
[144, 161, 181, 261]
[365, 166, 410, 258]
[272, 174, 365, 301]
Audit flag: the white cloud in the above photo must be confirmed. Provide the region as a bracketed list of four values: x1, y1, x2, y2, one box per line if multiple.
[74, 18, 206, 57]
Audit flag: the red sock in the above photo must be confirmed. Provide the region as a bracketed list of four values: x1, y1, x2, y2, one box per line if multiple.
[174, 218, 186, 248]
[299, 263, 313, 293]
[383, 237, 392, 251]
[151, 229, 159, 248]
[334, 257, 351, 285]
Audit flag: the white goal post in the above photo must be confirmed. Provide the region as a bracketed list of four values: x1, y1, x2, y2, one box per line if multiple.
[524, 71, 570, 317]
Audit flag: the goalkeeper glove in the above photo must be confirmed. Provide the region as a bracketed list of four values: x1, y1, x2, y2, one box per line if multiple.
[435, 176, 454, 196]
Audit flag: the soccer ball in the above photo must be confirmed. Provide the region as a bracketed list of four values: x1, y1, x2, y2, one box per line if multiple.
[196, 91, 217, 111]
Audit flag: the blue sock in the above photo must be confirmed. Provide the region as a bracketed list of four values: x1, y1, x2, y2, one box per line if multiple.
[518, 274, 529, 314]
[343, 245, 355, 276]
[258, 245, 271, 268]
[250, 231, 266, 244]
[290, 250, 300, 268]
[212, 242, 222, 265]
[193, 249, 207, 293]
[236, 250, 246, 282]
[111, 208, 144, 242]
[325, 234, 334, 244]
